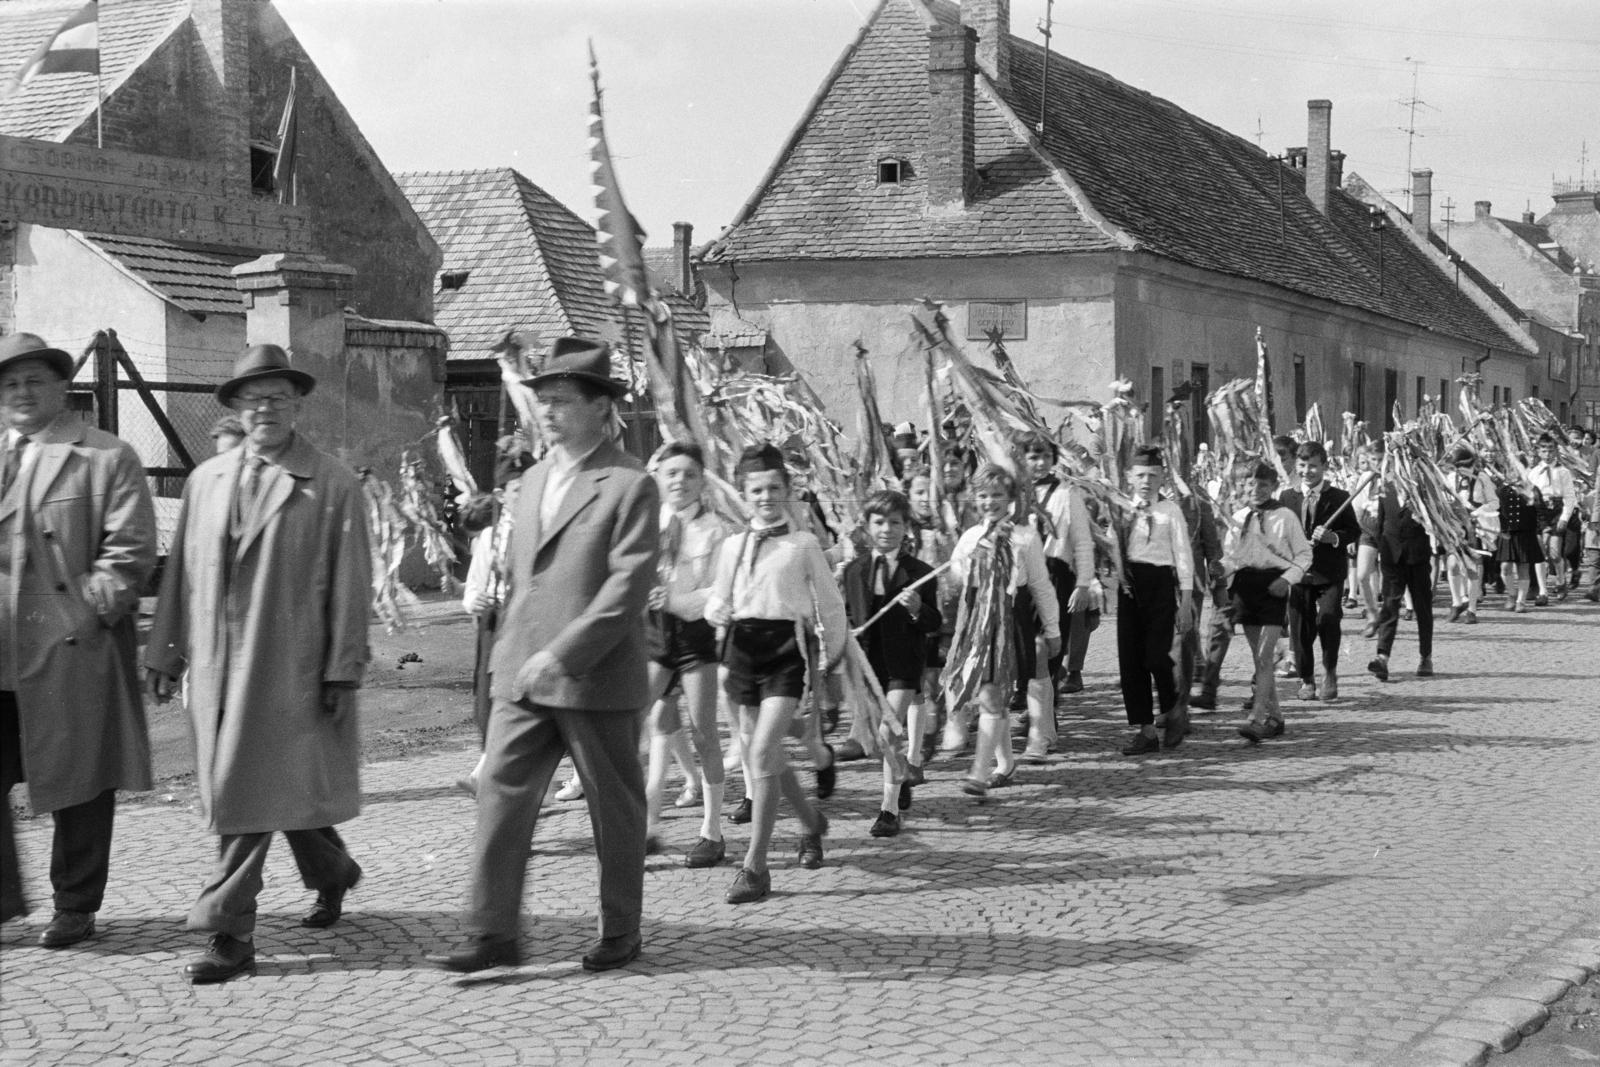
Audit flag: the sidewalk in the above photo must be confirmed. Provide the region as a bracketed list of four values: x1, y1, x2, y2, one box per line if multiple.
[3, 601, 1597, 1066]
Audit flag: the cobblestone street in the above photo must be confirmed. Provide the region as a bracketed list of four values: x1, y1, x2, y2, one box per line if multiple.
[3, 601, 1597, 1066]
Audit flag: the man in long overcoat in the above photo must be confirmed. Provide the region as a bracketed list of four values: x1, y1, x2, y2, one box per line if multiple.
[0, 334, 157, 944]
[429, 337, 659, 974]
[145, 344, 372, 984]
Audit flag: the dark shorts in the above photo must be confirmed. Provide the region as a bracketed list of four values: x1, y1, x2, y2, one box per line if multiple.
[1230, 567, 1289, 627]
[1536, 500, 1564, 536]
[871, 666, 921, 695]
[648, 612, 719, 674]
[722, 619, 808, 707]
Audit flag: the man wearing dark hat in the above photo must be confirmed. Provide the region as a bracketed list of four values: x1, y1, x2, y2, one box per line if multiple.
[430, 336, 659, 974]
[145, 343, 373, 984]
[0, 333, 157, 941]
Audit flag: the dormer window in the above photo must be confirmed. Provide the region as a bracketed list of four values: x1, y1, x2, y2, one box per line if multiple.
[440, 270, 470, 291]
[877, 158, 905, 185]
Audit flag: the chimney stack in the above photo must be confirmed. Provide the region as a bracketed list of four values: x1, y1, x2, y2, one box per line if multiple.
[1411, 169, 1433, 239]
[960, 0, 1010, 94]
[672, 222, 694, 295]
[1522, 209, 1536, 225]
[1305, 100, 1332, 215]
[1474, 200, 1492, 219]
[927, 24, 977, 213]
[190, 0, 250, 197]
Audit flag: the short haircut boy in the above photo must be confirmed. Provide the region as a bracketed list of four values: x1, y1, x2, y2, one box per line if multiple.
[1253, 461, 1280, 483]
[1296, 441, 1328, 464]
[736, 443, 788, 485]
[969, 463, 1017, 496]
[1016, 430, 1058, 459]
[863, 489, 913, 524]
[1131, 444, 1165, 468]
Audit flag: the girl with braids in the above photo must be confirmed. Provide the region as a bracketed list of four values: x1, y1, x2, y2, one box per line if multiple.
[704, 444, 847, 904]
[942, 464, 1060, 798]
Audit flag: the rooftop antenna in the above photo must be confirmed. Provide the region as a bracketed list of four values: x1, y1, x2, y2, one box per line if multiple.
[1035, 0, 1054, 136]
[1254, 114, 1265, 149]
[1396, 58, 1434, 212]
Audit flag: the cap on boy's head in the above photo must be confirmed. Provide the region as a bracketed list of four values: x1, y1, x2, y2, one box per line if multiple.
[1536, 431, 1556, 447]
[1131, 445, 1165, 469]
[1253, 461, 1280, 483]
[891, 422, 918, 449]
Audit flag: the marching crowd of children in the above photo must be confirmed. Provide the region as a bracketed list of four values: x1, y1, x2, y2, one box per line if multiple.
[461, 421, 1599, 906]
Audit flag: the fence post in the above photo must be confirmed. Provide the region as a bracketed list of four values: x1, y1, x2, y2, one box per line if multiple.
[95, 330, 117, 435]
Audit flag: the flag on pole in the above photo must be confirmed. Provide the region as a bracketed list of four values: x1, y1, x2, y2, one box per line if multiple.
[586, 42, 650, 308]
[272, 67, 299, 205]
[3, 1, 99, 101]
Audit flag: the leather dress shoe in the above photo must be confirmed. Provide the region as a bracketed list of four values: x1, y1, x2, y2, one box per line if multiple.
[869, 810, 900, 837]
[1162, 707, 1190, 749]
[835, 739, 867, 761]
[815, 743, 836, 799]
[1416, 656, 1434, 677]
[427, 934, 520, 973]
[38, 910, 95, 948]
[897, 781, 913, 811]
[684, 836, 726, 869]
[726, 867, 771, 904]
[797, 812, 828, 869]
[582, 931, 641, 972]
[1120, 732, 1160, 756]
[1321, 671, 1339, 700]
[1061, 671, 1084, 693]
[730, 797, 753, 824]
[185, 934, 255, 984]
[302, 868, 361, 928]
[1190, 692, 1217, 711]
[904, 764, 926, 786]
[1367, 655, 1389, 682]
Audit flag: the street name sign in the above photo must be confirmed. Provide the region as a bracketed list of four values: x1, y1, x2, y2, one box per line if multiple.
[0, 134, 312, 252]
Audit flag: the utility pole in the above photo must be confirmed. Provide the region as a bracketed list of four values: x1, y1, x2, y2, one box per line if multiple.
[1036, 0, 1054, 136]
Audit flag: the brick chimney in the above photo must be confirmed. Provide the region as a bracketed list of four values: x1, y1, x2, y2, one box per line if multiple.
[927, 24, 977, 213]
[1522, 209, 1536, 225]
[1329, 150, 1345, 189]
[961, 0, 1010, 94]
[1305, 100, 1332, 215]
[1411, 169, 1433, 239]
[1474, 200, 1492, 219]
[672, 221, 694, 295]
[190, 0, 251, 198]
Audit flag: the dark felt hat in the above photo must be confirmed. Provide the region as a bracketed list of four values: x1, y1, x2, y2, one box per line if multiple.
[0, 333, 74, 381]
[216, 344, 316, 407]
[523, 336, 627, 398]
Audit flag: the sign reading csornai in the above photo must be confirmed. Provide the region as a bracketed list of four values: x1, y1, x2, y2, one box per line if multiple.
[0, 134, 312, 252]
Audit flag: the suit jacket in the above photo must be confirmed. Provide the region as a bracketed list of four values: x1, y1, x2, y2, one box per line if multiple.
[489, 438, 660, 711]
[843, 550, 941, 681]
[1294, 483, 1361, 585]
[2, 412, 156, 813]
[1376, 487, 1433, 566]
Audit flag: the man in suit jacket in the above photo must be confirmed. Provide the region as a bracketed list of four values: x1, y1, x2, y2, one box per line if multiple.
[1289, 442, 1362, 700]
[430, 337, 659, 974]
[1369, 477, 1435, 682]
[0, 334, 157, 942]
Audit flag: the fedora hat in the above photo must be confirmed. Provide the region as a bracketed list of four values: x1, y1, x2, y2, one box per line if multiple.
[0, 333, 74, 381]
[524, 336, 628, 398]
[216, 344, 316, 407]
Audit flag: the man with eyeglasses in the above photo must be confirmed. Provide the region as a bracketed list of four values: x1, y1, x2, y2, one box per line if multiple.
[146, 344, 372, 984]
[0, 333, 157, 944]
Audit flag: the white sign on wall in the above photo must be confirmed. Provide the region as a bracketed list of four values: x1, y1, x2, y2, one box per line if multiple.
[966, 300, 1027, 341]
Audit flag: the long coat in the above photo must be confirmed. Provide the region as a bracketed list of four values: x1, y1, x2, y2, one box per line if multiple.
[489, 438, 659, 712]
[145, 433, 371, 836]
[3, 413, 156, 813]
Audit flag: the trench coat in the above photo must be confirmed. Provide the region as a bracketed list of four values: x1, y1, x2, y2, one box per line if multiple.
[3, 413, 156, 813]
[145, 432, 372, 836]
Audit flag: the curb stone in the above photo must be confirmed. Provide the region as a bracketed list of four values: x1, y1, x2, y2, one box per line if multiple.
[1382, 917, 1600, 1067]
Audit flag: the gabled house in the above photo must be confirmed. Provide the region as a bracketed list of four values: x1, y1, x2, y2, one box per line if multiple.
[700, 0, 1538, 440]
[398, 168, 710, 481]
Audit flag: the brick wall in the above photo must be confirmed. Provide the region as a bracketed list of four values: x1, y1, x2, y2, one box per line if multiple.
[926, 25, 976, 212]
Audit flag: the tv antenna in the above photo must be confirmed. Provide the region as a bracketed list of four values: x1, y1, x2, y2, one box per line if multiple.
[1396, 58, 1436, 211]
[1254, 114, 1265, 149]
[1036, 0, 1054, 136]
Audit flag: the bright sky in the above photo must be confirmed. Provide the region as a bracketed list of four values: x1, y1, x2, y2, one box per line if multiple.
[276, 0, 1600, 248]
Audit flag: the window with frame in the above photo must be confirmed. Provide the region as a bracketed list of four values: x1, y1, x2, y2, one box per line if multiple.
[877, 158, 904, 184]
[1351, 362, 1366, 422]
[1190, 363, 1210, 446]
[1292, 354, 1306, 423]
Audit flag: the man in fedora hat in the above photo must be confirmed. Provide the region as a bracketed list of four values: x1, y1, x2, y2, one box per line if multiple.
[430, 335, 659, 974]
[145, 343, 372, 984]
[0, 333, 157, 942]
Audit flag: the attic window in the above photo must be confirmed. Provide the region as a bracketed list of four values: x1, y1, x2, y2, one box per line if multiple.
[440, 270, 470, 291]
[877, 158, 904, 185]
[249, 145, 276, 194]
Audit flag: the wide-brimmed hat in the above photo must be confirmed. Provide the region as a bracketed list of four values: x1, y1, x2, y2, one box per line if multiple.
[523, 336, 627, 398]
[0, 333, 74, 381]
[216, 344, 316, 407]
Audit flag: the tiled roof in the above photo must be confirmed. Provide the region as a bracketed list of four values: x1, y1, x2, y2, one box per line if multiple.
[1496, 217, 1575, 270]
[78, 233, 248, 316]
[396, 168, 610, 360]
[707, 0, 1528, 355]
[0, 0, 190, 139]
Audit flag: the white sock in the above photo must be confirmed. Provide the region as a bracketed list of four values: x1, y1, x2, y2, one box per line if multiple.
[700, 779, 725, 841]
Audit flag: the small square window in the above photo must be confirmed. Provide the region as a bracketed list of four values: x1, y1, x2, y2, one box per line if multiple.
[440, 270, 470, 291]
[250, 146, 276, 193]
[877, 159, 902, 184]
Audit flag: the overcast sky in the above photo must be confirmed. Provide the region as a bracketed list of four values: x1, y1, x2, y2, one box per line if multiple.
[276, 0, 1600, 248]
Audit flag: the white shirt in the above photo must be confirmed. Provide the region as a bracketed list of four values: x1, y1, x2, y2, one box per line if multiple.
[948, 522, 1061, 640]
[1528, 461, 1577, 521]
[539, 439, 604, 530]
[659, 502, 734, 620]
[1123, 498, 1195, 589]
[704, 526, 850, 664]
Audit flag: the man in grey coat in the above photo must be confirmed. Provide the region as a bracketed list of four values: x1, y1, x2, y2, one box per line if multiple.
[0, 333, 157, 944]
[146, 344, 372, 984]
[429, 337, 659, 974]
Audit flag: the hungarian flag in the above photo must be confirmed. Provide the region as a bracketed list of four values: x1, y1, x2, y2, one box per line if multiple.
[6, 2, 99, 98]
[272, 67, 299, 204]
[586, 43, 650, 308]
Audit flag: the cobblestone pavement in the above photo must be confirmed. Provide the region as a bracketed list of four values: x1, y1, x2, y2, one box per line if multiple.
[4, 599, 1598, 1066]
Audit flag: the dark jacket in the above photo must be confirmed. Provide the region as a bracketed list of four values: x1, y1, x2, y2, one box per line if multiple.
[1294, 483, 1362, 584]
[843, 550, 942, 682]
[1376, 488, 1433, 567]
